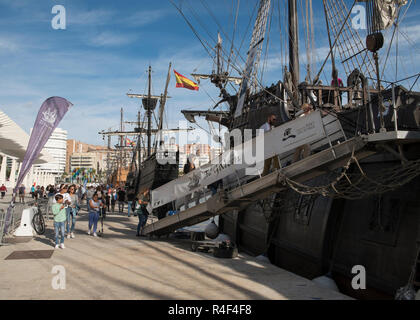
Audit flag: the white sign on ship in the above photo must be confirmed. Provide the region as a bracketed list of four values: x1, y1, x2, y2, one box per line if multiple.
[151, 110, 325, 209]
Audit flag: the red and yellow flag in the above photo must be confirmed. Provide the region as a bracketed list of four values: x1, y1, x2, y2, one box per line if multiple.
[174, 70, 199, 91]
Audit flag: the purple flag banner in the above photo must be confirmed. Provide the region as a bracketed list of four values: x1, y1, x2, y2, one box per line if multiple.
[2, 96, 73, 234]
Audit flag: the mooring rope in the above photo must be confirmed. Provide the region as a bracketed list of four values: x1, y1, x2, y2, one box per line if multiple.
[280, 146, 420, 200]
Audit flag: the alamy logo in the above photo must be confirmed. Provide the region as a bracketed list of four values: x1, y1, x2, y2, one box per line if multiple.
[51, 5, 66, 30]
[282, 128, 296, 141]
[351, 265, 366, 290]
[351, 5, 367, 30]
[42, 109, 57, 125]
[51, 265, 66, 290]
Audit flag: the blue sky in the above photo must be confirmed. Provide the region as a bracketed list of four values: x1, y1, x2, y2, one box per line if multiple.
[0, 0, 419, 146]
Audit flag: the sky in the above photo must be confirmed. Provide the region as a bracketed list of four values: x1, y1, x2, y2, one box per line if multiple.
[0, 0, 419, 147]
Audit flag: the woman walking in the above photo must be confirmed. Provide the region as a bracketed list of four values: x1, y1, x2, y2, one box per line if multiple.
[66, 185, 79, 239]
[88, 193, 103, 237]
[31, 185, 36, 199]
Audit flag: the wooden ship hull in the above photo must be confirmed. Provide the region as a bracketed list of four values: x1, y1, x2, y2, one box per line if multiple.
[130, 152, 179, 218]
[218, 83, 420, 299]
[142, 0, 420, 300]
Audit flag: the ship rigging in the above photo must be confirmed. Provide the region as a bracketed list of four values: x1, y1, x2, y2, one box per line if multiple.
[141, 0, 420, 300]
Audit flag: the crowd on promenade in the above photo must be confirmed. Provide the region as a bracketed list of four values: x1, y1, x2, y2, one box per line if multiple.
[1, 183, 150, 249]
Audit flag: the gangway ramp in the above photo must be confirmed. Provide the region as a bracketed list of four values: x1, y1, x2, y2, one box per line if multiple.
[143, 136, 372, 237]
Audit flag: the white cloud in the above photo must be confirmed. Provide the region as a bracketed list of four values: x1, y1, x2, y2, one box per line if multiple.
[87, 31, 139, 47]
[0, 38, 219, 145]
[399, 23, 420, 45]
[0, 37, 19, 52]
[67, 9, 115, 26]
[65, 8, 168, 28]
[123, 9, 169, 27]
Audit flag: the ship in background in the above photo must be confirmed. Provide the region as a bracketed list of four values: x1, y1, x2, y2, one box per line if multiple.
[125, 64, 186, 219]
[147, 0, 420, 299]
[100, 63, 180, 212]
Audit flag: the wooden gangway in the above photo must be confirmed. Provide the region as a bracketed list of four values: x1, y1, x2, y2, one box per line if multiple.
[143, 128, 420, 237]
[143, 135, 375, 237]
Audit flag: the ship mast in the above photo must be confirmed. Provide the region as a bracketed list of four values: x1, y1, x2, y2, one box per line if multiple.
[119, 108, 125, 185]
[147, 65, 152, 156]
[288, 0, 299, 98]
[156, 63, 172, 147]
[137, 111, 142, 166]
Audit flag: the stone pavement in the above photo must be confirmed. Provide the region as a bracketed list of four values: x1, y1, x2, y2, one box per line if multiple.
[0, 207, 352, 300]
[0, 194, 35, 210]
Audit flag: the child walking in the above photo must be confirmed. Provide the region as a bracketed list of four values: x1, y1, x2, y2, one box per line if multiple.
[52, 194, 67, 249]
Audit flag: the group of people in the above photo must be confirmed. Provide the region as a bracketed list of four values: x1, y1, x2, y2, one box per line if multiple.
[30, 185, 46, 200]
[50, 184, 82, 249]
[47, 183, 151, 249]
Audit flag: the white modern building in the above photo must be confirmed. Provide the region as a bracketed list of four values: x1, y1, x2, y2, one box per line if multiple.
[0, 110, 56, 189]
[34, 128, 67, 175]
[70, 152, 105, 172]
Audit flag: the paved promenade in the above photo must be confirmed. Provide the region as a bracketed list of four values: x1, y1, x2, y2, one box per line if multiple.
[0, 205, 351, 300]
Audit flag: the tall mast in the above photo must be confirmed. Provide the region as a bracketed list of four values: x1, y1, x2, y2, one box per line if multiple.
[288, 0, 299, 97]
[120, 108, 124, 185]
[322, 0, 337, 86]
[157, 62, 172, 146]
[137, 111, 142, 166]
[233, 0, 271, 118]
[147, 65, 152, 157]
[126, 65, 169, 156]
[120, 107, 124, 147]
[216, 32, 221, 76]
[107, 127, 111, 181]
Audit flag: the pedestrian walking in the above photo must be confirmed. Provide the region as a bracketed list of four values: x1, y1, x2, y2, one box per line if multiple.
[88, 193, 102, 237]
[53, 185, 71, 205]
[86, 186, 95, 211]
[135, 190, 150, 236]
[66, 185, 79, 239]
[40, 186, 45, 198]
[105, 191, 110, 212]
[77, 184, 85, 204]
[0, 184, 7, 199]
[18, 184, 25, 203]
[117, 188, 126, 213]
[127, 191, 135, 217]
[52, 194, 67, 249]
[46, 185, 56, 220]
[111, 189, 116, 213]
[96, 186, 104, 204]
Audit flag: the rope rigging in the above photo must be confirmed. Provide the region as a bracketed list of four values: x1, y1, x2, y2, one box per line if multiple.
[282, 146, 420, 200]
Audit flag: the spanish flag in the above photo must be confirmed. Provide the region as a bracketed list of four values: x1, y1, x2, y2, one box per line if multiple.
[174, 70, 199, 91]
